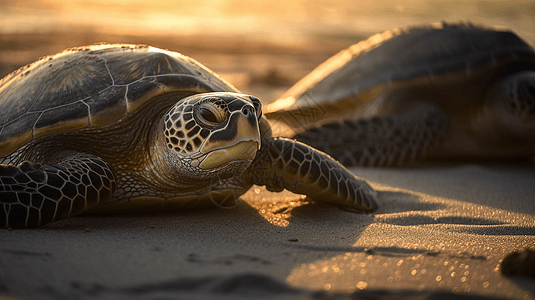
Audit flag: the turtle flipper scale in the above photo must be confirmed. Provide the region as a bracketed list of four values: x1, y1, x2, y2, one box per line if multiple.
[246, 137, 377, 212]
[294, 107, 449, 167]
[1, 153, 116, 228]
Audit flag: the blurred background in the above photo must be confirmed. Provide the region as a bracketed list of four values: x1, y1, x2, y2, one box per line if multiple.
[1, 0, 535, 102]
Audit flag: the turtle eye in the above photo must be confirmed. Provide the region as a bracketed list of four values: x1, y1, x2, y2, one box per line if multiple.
[195, 102, 226, 127]
[199, 107, 218, 123]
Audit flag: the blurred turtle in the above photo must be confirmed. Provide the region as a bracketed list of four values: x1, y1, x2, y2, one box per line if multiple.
[266, 22, 535, 166]
[0, 44, 377, 228]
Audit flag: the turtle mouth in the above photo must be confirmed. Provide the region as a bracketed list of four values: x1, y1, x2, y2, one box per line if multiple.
[190, 140, 260, 169]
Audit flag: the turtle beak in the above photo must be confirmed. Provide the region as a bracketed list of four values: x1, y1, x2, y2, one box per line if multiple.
[195, 109, 261, 169]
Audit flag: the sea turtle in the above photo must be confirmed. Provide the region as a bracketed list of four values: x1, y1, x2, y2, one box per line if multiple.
[266, 22, 535, 167]
[0, 44, 377, 229]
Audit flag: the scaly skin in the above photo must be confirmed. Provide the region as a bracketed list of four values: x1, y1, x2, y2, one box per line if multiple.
[294, 106, 449, 167]
[244, 137, 378, 212]
[0, 153, 116, 228]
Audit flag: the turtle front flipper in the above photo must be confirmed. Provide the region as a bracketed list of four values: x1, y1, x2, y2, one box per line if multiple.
[245, 137, 377, 213]
[1, 153, 116, 228]
[294, 107, 449, 167]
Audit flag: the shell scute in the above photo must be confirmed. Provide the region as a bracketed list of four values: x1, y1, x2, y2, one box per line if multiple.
[30, 54, 113, 111]
[86, 86, 128, 127]
[0, 112, 41, 155]
[33, 101, 89, 139]
[153, 74, 217, 93]
[470, 54, 494, 70]
[104, 50, 194, 85]
[124, 76, 165, 113]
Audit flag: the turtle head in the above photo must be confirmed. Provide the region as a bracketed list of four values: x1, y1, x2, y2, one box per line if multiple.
[493, 71, 535, 136]
[159, 92, 262, 182]
[480, 71, 535, 153]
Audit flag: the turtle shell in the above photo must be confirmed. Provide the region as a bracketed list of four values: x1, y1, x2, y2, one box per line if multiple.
[266, 22, 535, 118]
[0, 44, 238, 157]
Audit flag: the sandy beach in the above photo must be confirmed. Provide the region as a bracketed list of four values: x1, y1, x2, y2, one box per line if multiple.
[1, 162, 534, 300]
[1, 2, 535, 298]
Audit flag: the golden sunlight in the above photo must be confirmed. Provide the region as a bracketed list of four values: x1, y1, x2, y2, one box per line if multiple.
[245, 186, 309, 227]
[2, 0, 534, 42]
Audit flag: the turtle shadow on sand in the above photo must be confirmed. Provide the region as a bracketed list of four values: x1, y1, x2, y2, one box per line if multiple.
[11, 188, 439, 300]
[0, 190, 374, 298]
[19, 187, 517, 300]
